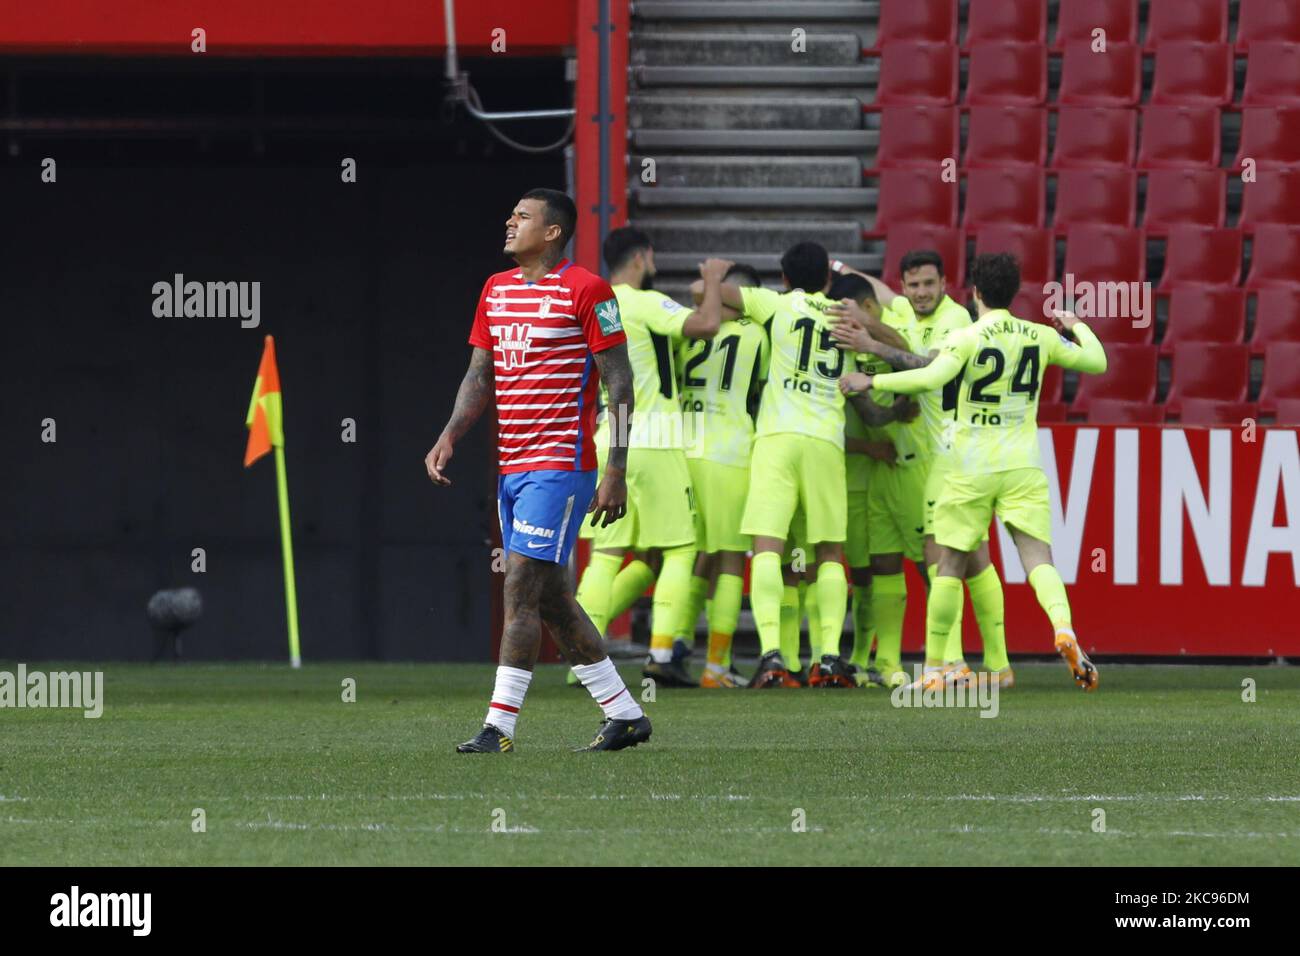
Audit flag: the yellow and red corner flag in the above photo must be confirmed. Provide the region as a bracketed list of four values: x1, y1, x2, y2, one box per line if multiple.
[243, 335, 301, 668]
[244, 335, 284, 467]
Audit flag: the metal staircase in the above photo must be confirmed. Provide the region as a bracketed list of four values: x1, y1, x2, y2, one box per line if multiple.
[627, 0, 885, 302]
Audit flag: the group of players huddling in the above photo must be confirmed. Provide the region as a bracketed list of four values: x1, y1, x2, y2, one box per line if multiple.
[428, 188, 1105, 753]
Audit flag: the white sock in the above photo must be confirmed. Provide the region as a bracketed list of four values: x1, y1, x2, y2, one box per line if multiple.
[572, 657, 644, 720]
[485, 665, 532, 738]
[649, 647, 672, 663]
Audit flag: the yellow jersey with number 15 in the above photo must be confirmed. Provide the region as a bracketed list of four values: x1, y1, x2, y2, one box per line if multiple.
[739, 285, 853, 450]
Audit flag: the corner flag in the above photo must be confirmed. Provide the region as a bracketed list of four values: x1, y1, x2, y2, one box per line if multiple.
[244, 335, 302, 668]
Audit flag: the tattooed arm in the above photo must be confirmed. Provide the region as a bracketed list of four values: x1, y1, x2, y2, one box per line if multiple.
[425, 347, 494, 486]
[588, 343, 633, 527]
[842, 389, 918, 428]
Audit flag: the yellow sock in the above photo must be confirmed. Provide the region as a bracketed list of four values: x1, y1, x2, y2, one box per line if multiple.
[926, 575, 963, 659]
[608, 559, 655, 620]
[708, 573, 743, 666]
[803, 581, 821, 659]
[816, 561, 848, 660]
[779, 583, 801, 665]
[677, 574, 710, 643]
[1028, 564, 1073, 632]
[850, 583, 874, 668]
[649, 545, 696, 661]
[967, 564, 1009, 671]
[871, 572, 907, 672]
[575, 551, 623, 636]
[750, 553, 784, 656]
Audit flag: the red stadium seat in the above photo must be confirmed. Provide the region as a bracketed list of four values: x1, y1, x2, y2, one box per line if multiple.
[1258, 342, 1300, 413]
[1237, 0, 1300, 52]
[1233, 108, 1300, 170]
[1050, 107, 1137, 168]
[1176, 398, 1259, 426]
[1166, 343, 1251, 414]
[1158, 226, 1243, 290]
[870, 0, 958, 49]
[1251, 288, 1300, 354]
[1087, 398, 1165, 424]
[1053, 0, 1138, 49]
[1064, 225, 1146, 285]
[1274, 397, 1300, 425]
[963, 0, 1047, 50]
[1053, 168, 1138, 232]
[881, 224, 965, 289]
[1070, 344, 1158, 414]
[1145, 0, 1229, 50]
[1242, 43, 1300, 107]
[1138, 106, 1222, 169]
[1245, 225, 1300, 290]
[1058, 42, 1143, 107]
[1240, 169, 1300, 234]
[975, 226, 1055, 285]
[875, 43, 960, 106]
[1011, 283, 1050, 326]
[964, 106, 1048, 167]
[966, 42, 1048, 106]
[1040, 363, 1064, 403]
[1160, 286, 1247, 354]
[1084, 314, 1156, 345]
[871, 168, 959, 234]
[1143, 169, 1227, 234]
[1150, 43, 1235, 107]
[875, 106, 960, 170]
[964, 167, 1047, 230]
[1038, 400, 1068, 422]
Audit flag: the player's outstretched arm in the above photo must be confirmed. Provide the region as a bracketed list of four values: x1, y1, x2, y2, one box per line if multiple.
[588, 344, 633, 527]
[681, 258, 733, 339]
[425, 347, 494, 486]
[871, 349, 965, 395]
[1050, 312, 1108, 376]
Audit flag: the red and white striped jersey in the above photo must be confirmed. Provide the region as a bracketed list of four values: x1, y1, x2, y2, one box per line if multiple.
[468, 258, 626, 474]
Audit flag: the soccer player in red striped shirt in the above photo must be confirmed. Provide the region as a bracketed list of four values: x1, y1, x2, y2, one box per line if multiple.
[425, 188, 651, 753]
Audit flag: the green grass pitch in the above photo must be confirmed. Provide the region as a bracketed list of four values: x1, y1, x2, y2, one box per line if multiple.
[3, 661, 1299, 866]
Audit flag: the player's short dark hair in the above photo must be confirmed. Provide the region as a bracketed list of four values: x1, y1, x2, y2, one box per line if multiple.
[520, 188, 577, 248]
[724, 263, 763, 288]
[970, 253, 1020, 310]
[828, 273, 877, 305]
[780, 241, 830, 293]
[899, 249, 945, 278]
[602, 226, 653, 272]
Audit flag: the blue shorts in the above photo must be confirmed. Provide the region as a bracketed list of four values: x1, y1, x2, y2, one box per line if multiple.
[497, 469, 597, 565]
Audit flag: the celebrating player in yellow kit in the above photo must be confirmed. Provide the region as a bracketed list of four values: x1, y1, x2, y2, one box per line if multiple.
[697, 241, 916, 689]
[842, 253, 1107, 691]
[829, 251, 1013, 690]
[573, 227, 730, 688]
[677, 265, 770, 687]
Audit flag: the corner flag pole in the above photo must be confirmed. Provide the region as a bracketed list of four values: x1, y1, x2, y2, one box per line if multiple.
[244, 334, 302, 668]
[274, 443, 302, 669]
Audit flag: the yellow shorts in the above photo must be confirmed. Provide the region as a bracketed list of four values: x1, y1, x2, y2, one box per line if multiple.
[867, 462, 926, 562]
[588, 446, 697, 551]
[742, 434, 846, 545]
[845, 489, 871, 568]
[925, 456, 991, 545]
[933, 466, 1050, 553]
[687, 458, 751, 554]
